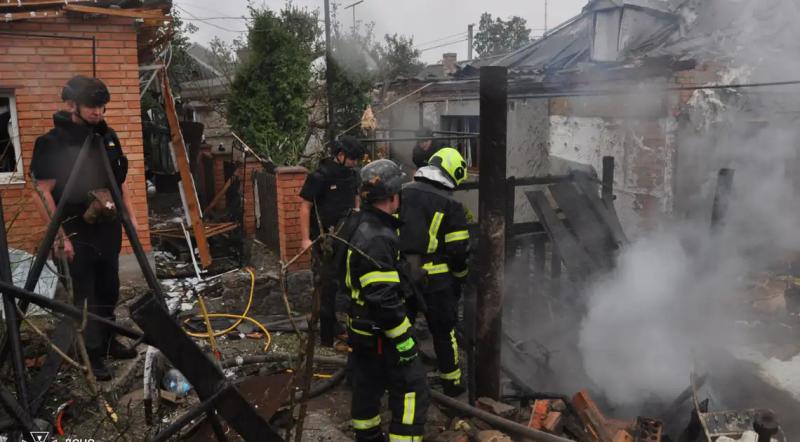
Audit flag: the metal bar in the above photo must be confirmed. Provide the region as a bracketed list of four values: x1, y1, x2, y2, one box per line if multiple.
[131, 293, 280, 441]
[475, 66, 508, 400]
[28, 319, 74, 414]
[0, 194, 31, 413]
[97, 134, 165, 301]
[324, 0, 335, 146]
[601, 156, 615, 207]
[373, 128, 480, 136]
[0, 281, 144, 341]
[457, 174, 573, 192]
[151, 387, 229, 442]
[0, 383, 34, 432]
[504, 177, 516, 261]
[573, 172, 629, 246]
[358, 136, 477, 143]
[209, 412, 230, 442]
[711, 168, 734, 229]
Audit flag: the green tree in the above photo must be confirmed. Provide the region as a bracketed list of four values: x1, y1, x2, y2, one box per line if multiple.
[227, 5, 321, 165]
[378, 34, 424, 80]
[473, 12, 531, 57]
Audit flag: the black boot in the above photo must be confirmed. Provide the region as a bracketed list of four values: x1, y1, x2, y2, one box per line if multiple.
[107, 339, 137, 360]
[442, 380, 466, 398]
[90, 355, 113, 381]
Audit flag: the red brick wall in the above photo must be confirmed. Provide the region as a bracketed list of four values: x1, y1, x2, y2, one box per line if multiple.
[0, 17, 150, 254]
[242, 161, 263, 236]
[275, 167, 310, 271]
[212, 153, 227, 210]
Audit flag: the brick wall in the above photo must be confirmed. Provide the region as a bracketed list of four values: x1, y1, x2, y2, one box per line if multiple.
[0, 17, 150, 254]
[275, 167, 310, 271]
[241, 160, 263, 236]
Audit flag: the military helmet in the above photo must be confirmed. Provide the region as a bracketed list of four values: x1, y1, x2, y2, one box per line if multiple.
[429, 147, 467, 186]
[332, 135, 366, 160]
[61, 75, 111, 107]
[359, 159, 407, 202]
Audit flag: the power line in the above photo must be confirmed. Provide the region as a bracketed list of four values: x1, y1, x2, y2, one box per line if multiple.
[175, 5, 245, 33]
[416, 31, 468, 47]
[419, 39, 469, 53]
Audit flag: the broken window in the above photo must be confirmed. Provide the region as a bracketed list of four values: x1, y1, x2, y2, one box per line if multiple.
[0, 93, 23, 182]
[440, 115, 480, 172]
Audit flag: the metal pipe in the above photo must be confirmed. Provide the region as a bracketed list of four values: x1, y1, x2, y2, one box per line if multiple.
[0, 193, 31, 413]
[475, 66, 508, 399]
[97, 134, 165, 301]
[601, 156, 615, 206]
[0, 281, 144, 341]
[430, 390, 574, 442]
[358, 136, 476, 143]
[324, 0, 335, 146]
[151, 386, 229, 442]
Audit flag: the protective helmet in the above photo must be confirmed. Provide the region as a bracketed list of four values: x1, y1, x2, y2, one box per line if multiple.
[332, 135, 366, 160]
[359, 159, 407, 203]
[61, 75, 111, 107]
[429, 147, 467, 186]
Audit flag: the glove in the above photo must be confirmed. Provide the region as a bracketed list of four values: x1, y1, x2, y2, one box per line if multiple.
[393, 334, 418, 365]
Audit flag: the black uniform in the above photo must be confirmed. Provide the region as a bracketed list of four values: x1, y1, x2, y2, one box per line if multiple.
[398, 178, 469, 393]
[411, 142, 444, 169]
[29, 111, 128, 356]
[299, 158, 360, 345]
[345, 205, 429, 442]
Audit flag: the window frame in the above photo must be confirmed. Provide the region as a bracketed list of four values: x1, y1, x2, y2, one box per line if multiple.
[0, 91, 25, 185]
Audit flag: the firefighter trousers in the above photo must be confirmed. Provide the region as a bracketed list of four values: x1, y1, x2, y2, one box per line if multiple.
[421, 285, 462, 389]
[350, 346, 430, 442]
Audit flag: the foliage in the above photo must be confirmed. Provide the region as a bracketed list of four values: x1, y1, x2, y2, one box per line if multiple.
[473, 12, 532, 57]
[378, 34, 424, 80]
[227, 5, 321, 165]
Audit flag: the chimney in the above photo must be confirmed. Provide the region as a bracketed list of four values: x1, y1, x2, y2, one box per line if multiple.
[443, 53, 458, 75]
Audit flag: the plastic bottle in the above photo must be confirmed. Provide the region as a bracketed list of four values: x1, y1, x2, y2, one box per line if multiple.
[162, 368, 192, 397]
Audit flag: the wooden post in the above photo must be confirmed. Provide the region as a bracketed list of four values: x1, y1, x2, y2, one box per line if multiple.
[601, 156, 615, 207]
[160, 70, 212, 268]
[475, 66, 508, 400]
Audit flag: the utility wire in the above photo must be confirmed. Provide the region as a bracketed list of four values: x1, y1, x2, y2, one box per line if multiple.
[175, 5, 244, 33]
[416, 31, 468, 47]
[419, 38, 469, 53]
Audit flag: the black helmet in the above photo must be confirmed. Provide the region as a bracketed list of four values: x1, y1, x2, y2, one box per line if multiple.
[359, 159, 407, 203]
[61, 75, 111, 107]
[332, 135, 366, 160]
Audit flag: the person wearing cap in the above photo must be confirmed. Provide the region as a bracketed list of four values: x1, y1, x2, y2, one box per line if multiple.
[299, 135, 365, 347]
[29, 75, 138, 381]
[344, 159, 429, 442]
[398, 147, 470, 397]
[411, 127, 443, 169]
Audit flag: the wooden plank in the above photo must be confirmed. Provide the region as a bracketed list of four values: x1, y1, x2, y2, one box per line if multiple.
[549, 181, 616, 270]
[160, 70, 212, 268]
[0, 9, 63, 21]
[526, 190, 598, 277]
[573, 171, 629, 246]
[204, 174, 235, 213]
[63, 4, 170, 20]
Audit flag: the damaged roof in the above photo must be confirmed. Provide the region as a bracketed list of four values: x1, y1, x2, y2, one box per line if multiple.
[0, 0, 170, 24]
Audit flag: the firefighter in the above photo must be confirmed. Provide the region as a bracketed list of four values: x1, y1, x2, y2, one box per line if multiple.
[299, 135, 365, 347]
[399, 147, 470, 397]
[345, 159, 429, 442]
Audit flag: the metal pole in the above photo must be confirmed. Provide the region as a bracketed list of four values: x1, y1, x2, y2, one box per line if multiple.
[711, 168, 734, 229]
[601, 156, 615, 207]
[475, 66, 508, 400]
[544, 0, 548, 35]
[0, 194, 31, 414]
[324, 0, 336, 147]
[467, 24, 474, 60]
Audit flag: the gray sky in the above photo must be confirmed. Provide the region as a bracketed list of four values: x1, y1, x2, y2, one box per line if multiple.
[177, 0, 588, 63]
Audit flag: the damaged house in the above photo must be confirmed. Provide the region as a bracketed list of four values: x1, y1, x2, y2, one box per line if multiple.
[379, 0, 800, 237]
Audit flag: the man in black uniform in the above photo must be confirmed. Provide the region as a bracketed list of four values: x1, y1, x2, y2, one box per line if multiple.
[411, 127, 443, 169]
[299, 135, 365, 346]
[399, 147, 470, 397]
[30, 75, 138, 381]
[345, 159, 429, 442]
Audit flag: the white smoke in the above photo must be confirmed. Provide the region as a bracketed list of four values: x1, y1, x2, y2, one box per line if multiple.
[578, 0, 800, 407]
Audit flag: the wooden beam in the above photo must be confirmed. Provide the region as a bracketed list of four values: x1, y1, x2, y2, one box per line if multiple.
[160, 70, 212, 268]
[63, 4, 170, 20]
[0, 9, 63, 22]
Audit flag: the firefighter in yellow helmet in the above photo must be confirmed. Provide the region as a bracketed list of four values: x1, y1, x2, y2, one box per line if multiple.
[398, 147, 470, 397]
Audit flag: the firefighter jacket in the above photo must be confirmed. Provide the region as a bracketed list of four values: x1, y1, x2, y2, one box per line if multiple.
[398, 177, 470, 290]
[345, 205, 416, 356]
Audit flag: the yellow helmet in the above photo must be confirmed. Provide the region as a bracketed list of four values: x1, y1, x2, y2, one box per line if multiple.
[429, 147, 468, 186]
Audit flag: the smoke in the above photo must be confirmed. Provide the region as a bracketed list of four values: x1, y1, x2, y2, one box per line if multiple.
[578, 0, 800, 407]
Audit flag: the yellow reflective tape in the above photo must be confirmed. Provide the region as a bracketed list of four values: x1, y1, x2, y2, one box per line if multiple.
[353, 415, 381, 430]
[444, 230, 469, 243]
[346, 249, 363, 305]
[426, 211, 444, 253]
[389, 435, 422, 442]
[452, 268, 469, 278]
[385, 317, 411, 339]
[359, 270, 400, 287]
[402, 392, 416, 425]
[422, 262, 449, 275]
[440, 368, 462, 381]
[450, 329, 459, 365]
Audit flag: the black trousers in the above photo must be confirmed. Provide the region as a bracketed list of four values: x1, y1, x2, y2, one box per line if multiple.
[312, 244, 342, 346]
[421, 284, 462, 387]
[68, 242, 120, 355]
[351, 345, 429, 442]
